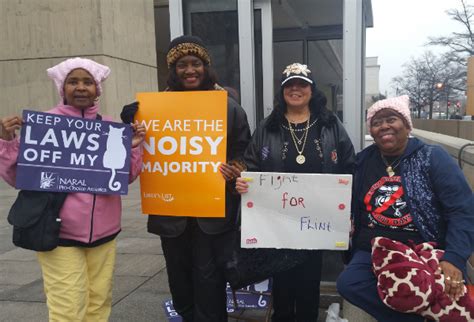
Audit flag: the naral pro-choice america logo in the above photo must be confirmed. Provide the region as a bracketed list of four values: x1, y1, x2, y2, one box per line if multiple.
[39, 172, 59, 189]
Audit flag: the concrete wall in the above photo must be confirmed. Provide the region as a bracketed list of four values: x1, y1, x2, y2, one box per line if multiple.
[412, 129, 474, 189]
[0, 0, 158, 120]
[413, 119, 474, 141]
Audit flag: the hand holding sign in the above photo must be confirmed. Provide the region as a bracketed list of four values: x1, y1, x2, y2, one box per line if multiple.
[235, 176, 252, 194]
[219, 160, 246, 182]
[131, 120, 146, 148]
[0, 115, 23, 141]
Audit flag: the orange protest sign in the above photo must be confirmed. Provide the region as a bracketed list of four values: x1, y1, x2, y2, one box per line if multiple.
[136, 91, 227, 217]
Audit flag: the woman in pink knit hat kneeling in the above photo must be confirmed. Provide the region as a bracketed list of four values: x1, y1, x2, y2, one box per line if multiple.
[0, 57, 146, 321]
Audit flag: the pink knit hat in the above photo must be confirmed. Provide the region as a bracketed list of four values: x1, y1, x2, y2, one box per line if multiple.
[47, 57, 111, 97]
[366, 95, 412, 130]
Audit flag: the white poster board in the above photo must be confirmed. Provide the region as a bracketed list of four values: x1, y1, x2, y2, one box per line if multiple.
[241, 172, 352, 250]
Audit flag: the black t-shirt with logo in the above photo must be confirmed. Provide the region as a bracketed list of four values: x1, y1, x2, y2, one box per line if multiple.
[353, 153, 424, 252]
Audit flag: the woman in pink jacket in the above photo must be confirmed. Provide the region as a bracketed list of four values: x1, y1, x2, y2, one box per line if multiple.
[0, 57, 145, 321]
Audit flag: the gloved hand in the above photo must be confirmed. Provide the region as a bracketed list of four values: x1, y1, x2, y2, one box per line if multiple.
[120, 101, 139, 124]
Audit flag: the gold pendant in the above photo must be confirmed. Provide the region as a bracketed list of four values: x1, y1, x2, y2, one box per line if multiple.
[386, 166, 395, 177]
[296, 154, 306, 164]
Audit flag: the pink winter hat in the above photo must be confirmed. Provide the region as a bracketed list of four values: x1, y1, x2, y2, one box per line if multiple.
[367, 95, 412, 130]
[47, 57, 111, 97]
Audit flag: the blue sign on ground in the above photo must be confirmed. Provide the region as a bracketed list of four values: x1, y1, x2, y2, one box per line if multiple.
[16, 110, 132, 195]
[163, 281, 272, 321]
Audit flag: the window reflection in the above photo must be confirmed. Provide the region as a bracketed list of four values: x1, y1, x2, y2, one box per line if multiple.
[183, 1, 240, 97]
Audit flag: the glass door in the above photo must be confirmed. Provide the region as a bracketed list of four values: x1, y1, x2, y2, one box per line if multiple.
[168, 0, 272, 130]
[164, 0, 366, 149]
[182, 0, 241, 101]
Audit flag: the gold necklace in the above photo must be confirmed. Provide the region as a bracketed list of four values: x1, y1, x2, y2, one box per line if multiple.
[288, 118, 310, 164]
[291, 126, 305, 144]
[281, 118, 318, 132]
[380, 154, 402, 177]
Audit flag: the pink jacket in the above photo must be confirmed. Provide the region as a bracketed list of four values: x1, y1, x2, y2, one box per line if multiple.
[0, 103, 143, 244]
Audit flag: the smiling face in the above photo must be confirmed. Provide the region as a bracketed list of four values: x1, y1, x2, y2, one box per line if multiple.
[283, 79, 312, 111]
[63, 68, 98, 109]
[175, 55, 205, 90]
[370, 109, 411, 156]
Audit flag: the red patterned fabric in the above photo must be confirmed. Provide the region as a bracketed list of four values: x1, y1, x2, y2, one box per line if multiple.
[371, 237, 474, 321]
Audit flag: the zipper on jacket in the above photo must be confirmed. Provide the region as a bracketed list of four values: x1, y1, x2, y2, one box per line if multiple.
[89, 194, 97, 243]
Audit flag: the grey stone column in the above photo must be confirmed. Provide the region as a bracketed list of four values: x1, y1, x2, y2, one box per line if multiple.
[0, 0, 158, 119]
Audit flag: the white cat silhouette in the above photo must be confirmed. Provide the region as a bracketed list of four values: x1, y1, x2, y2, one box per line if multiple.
[102, 125, 126, 191]
[254, 279, 269, 293]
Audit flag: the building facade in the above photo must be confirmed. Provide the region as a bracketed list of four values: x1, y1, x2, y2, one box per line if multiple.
[365, 56, 381, 106]
[1, 0, 158, 119]
[1, 0, 372, 151]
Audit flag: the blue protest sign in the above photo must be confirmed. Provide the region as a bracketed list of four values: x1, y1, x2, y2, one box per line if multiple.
[163, 280, 272, 321]
[15, 110, 132, 195]
[227, 280, 272, 311]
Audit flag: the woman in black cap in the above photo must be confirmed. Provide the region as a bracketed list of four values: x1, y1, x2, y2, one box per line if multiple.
[121, 35, 251, 322]
[235, 63, 355, 321]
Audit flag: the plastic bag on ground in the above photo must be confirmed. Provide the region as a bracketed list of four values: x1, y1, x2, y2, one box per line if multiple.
[325, 303, 348, 322]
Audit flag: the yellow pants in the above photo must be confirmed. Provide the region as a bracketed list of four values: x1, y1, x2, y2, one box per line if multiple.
[37, 239, 116, 322]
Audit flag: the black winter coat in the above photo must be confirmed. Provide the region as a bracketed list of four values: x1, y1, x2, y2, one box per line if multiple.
[244, 115, 355, 175]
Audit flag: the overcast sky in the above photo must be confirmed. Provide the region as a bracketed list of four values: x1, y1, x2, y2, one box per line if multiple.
[366, 0, 467, 96]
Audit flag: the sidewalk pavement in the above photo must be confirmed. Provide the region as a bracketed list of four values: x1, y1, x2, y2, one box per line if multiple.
[0, 180, 328, 321]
